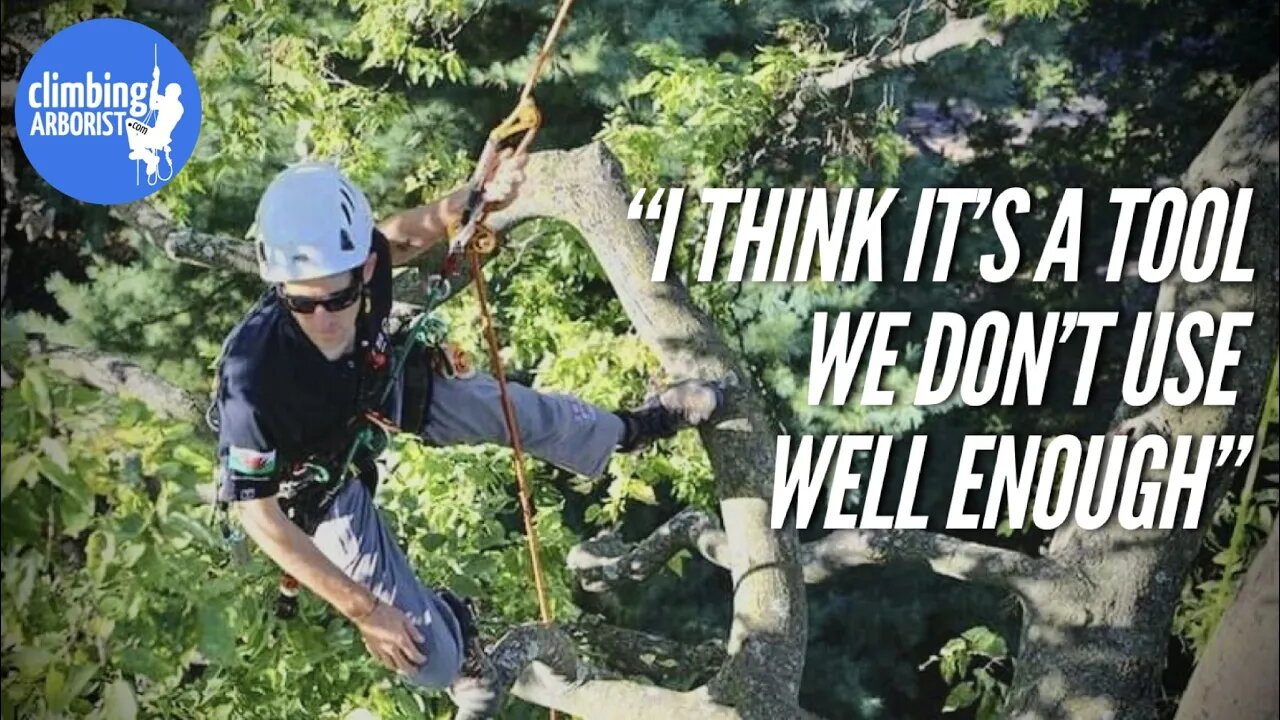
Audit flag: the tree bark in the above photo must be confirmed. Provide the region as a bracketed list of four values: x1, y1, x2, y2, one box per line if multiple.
[27, 337, 205, 422]
[498, 142, 809, 716]
[1003, 65, 1280, 719]
[1173, 520, 1279, 720]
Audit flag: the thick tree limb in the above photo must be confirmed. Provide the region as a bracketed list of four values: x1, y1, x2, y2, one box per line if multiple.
[563, 620, 725, 688]
[110, 200, 259, 274]
[491, 623, 823, 720]
[567, 509, 731, 592]
[1174, 520, 1279, 720]
[490, 624, 738, 720]
[569, 508, 1049, 598]
[26, 337, 205, 423]
[798, 528, 1049, 591]
[1004, 66, 1280, 719]
[502, 143, 808, 707]
[817, 15, 1004, 92]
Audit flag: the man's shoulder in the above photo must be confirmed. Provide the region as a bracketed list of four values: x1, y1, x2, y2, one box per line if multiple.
[217, 297, 288, 394]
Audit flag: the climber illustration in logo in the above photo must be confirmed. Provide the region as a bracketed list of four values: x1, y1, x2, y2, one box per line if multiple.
[125, 45, 185, 186]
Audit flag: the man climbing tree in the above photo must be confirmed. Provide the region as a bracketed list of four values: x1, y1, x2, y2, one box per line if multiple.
[211, 158, 725, 718]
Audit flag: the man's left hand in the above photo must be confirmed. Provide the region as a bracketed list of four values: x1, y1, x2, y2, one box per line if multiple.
[481, 150, 527, 211]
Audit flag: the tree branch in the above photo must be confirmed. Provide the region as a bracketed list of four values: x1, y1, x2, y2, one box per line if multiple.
[26, 337, 206, 423]
[569, 509, 1049, 596]
[782, 14, 1004, 125]
[481, 142, 809, 706]
[490, 624, 738, 720]
[799, 528, 1047, 590]
[1048, 65, 1280, 563]
[110, 201, 259, 274]
[568, 509, 731, 592]
[816, 14, 1003, 92]
[563, 619, 724, 688]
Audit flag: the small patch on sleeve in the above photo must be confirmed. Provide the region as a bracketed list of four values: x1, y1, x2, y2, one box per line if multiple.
[228, 447, 277, 477]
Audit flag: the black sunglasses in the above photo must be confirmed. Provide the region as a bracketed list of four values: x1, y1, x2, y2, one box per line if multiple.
[276, 273, 363, 314]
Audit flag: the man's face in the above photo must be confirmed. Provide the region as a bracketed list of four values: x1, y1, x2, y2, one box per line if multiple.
[278, 254, 375, 359]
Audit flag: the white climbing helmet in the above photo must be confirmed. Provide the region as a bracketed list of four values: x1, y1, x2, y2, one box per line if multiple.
[251, 162, 375, 283]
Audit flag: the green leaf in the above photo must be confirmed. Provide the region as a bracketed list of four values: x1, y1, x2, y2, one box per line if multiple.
[39, 436, 70, 472]
[943, 681, 979, 712]
[119, 542, 147, 567]
[977, 686, 1004, 719]
[117, 648, 166, 679]
[1, 452, 39, 499]
[45, 667, 68, 711]
[164, 513, 221, 549]
[628, 482, 658, 505]
[962, 626, 1008, 658]
[21, 369, 53, 419]
[101, 678, 138, 720]
[938, 638, 969, 682]
[199, 603, 237, 665]
[210, 2, 230, 26]
[64, 663, 100, 706]
[0, 490, 45, 545]
[86, 530, 117, 584]
[89, 616, 116, 642]
[56, 470, 96, 537]
[14, 553, 39, 609]
[449, 573, 482, 598]
[10, 647, 53, 676]
[666, 548, 690, 578]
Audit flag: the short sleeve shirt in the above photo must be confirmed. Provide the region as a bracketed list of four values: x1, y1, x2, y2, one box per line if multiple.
[214, 231, 394, 503]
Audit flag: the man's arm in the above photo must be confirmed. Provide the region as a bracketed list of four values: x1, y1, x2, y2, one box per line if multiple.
[236, 497, 426, 673]
[377, 151, 528, 267]
[236, 497, 374, 618]
[377, 185, 470, 267]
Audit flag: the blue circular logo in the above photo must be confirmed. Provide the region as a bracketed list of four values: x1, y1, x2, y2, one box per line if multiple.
[15, 18, 203, 205]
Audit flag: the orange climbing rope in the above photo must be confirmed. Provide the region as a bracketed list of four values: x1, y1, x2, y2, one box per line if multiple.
[444, 0, 580, 641]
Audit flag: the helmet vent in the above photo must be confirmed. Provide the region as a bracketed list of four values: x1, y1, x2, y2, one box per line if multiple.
[339, 228, 354, 251]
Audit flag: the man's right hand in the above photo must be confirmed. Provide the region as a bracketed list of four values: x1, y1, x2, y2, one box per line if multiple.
[234, 498, 428, 675]
[353, 600, 427, 675]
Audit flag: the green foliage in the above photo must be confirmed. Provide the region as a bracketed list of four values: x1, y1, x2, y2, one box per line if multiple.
[984, 0, 1088, 20]
[1173, 438, 1279, 657]
[920, 626, 1012, 719]
[598, 40, 792, 188]
[19, 244, 259, 392]
[3, 358, 385, 719]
